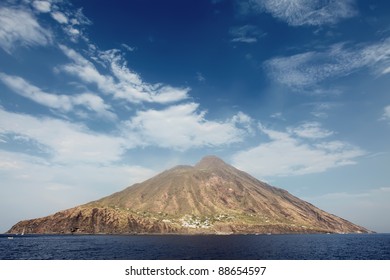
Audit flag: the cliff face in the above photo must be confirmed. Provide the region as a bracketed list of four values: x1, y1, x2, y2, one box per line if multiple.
[8, 207, 178, 234]
[8, 156, 371, 235]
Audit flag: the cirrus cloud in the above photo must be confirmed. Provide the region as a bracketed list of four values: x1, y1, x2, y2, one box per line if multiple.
[232, 123, 364, 177]
[32, 1, 51, 13]
[230, 25, 266, 43]
[0, 72, 116, 120]
[241, 0, 357, 26]
[287, 121, 334, 139]
[381, 105, 390, 122]
[0, 5, 52, 53]
[51, 11, 68, 24]
[0, 108, 125, 164]
[58, 45, 190, 105]
[264, 39, 390, 90]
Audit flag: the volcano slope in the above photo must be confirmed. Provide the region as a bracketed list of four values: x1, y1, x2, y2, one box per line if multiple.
[8, 156, 371, 234]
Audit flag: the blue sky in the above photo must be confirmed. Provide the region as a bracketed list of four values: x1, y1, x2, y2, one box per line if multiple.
[0, 0, 389, 233]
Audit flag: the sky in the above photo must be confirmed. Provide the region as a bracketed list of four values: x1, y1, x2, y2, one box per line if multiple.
[0, 0, 389, 233]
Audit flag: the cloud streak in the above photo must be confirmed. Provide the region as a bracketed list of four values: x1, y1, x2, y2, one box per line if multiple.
[232, 123, 364, 177]
[0, 5, 52, 53]
[0, 109, 125, 164]
[32, 1, 51, 13]
[59, 45, 190, 104]
[230, 25, 265, 43]
[264, 39, 390, 90]
[382, 105, 390, 122]
[243, 0, 357, 26]
[288, 122, 334, 139]
[0, 73, 116, 120]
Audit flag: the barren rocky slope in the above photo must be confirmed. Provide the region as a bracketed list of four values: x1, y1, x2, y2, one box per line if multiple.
[8, 156, 371, 234]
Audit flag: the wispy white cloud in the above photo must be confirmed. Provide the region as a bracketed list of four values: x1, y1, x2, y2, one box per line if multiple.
[0, 108, 125, 164]
[0, 72, 116, 120]
[232, 123, 364, 177]
[381, 105, 390, 122]
[382, 66, 390, 74]
[0, 134, 7, 143]
[242, 0, 357, 26]
[0, 72, 70, 111]
[32, 1, 91, 42]
[51, 11, 68, 24]
[265, 52, 317, 88]
[123, 103, 251, 150]
[1, 150, 156, 191]
[0, 150, 155, 191]
[310, 102, 340, 118]
[59, 45, 189, 104]
[264, 39, 390, 90]
[121, 43, 136, 52]
[231, 111, 254, 134]
[32, 1, 51, 13]
[196, 72, 206, 82]
[71, 93, 116, 120]
[99, 49, 143, 85]
[0, 5, 52, 53]
[230, 25, 265, 43]
[59, 44, 115, 89]
[270, 112, 285, 121]
[287, 121, 334, 139]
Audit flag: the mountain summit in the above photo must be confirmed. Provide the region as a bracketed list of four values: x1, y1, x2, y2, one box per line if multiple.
[195, 155, 230, 169]
[8, 156, 371, 234]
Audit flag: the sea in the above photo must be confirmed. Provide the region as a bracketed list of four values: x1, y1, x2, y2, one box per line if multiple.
[0, 234, 389, 260]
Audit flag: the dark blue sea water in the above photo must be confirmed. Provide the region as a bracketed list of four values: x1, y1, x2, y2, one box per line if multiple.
[0, 234, 389, 260]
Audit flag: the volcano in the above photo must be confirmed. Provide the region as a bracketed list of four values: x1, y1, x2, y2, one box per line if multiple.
[7, 156, 370, 234]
